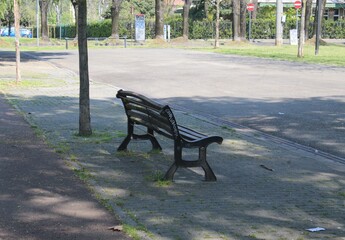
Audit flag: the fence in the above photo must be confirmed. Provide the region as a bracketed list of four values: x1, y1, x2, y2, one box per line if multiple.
[44, 19, 345, 40]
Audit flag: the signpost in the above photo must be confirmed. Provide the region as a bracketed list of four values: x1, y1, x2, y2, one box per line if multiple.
[247, 3, 254, 41]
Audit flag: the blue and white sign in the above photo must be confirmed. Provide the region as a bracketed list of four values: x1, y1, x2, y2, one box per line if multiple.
[135, 14, 145, 41]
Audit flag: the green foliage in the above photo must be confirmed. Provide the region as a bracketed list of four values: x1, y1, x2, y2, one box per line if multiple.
[88, 20, 112, 37]
[322, 20, 345, 38]
[50, 18, 345, 40]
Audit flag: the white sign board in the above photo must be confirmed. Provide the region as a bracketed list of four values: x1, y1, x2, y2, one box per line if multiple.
[135, 14, 145, 42]
[290, 29, 298, 45]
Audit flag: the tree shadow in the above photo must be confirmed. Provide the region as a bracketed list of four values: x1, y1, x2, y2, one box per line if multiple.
[3, 92, 345, 239]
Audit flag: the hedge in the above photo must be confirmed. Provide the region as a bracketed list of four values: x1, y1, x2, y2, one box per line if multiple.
[50, 19, 345, 40]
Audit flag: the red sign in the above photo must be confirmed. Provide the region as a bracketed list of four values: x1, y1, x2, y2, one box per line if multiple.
[294, 0, 302, 9]
[247, 3, 255, 11]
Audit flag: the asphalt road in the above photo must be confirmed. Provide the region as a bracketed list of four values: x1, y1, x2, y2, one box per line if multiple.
[21, 48, 345, 159]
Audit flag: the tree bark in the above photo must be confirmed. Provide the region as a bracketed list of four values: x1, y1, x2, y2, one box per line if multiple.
[298, 0, 306, 57]
[232, 0, 240, 41]
[78, 0, 92, 136]
[204, 0, 209, 18]
[239, 0, 247, 40]
[182, 0, 192, 40]
[155, 0, 164, 39]
[304, 0, 312, 40]
[312, 0, 326, 38]
[275, 0, 283, 46]
[14, 0, 21, 83]
[111, 0, 123, 39]
[39, 0, 50, 41]
[215, 0, 220, 48]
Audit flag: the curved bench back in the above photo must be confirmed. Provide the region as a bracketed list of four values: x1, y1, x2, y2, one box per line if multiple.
[116, 90, 180, 141]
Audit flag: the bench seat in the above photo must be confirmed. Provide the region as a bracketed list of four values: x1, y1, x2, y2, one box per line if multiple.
[116, 89, 223, 181]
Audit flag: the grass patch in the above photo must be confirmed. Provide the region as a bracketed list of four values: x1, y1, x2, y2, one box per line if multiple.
[74, 130, 126, 144]
[145, 170, 172, 187]
[55, 142, 71, 154]
[203, 44, 345, 67]
[0, 78, 66, 90]
[115, 150, 151, 159]
[73, 167, 93, 181]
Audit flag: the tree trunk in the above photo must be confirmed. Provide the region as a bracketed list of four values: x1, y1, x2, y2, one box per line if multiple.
[14, 0, 21, 83]
[304, 0, 312, 40]
[39, 0, 50, 41]
[182, 0, 192, 40]
[232, 0, 241, 41]
[298, 0, 306, 57]
[312, 0, 326, 38]
[111, 0, 123, 39]
[155, 0, 164, 39]
[204, 0, 209, 19]
[275, 0, 283, 46]
[239, 0, 247, 40]
[215, 0, 220, 48]
[78, 0, 92, 136]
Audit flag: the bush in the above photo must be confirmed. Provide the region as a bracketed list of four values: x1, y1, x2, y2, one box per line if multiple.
[51, 19, 345, 40]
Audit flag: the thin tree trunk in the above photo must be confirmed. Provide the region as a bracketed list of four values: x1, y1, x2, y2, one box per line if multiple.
[304, 0, 312, 40]
[275, 0, 283, 46]
[14, 0, 21, 83]
[182, 0, 192, 40]
[298, 0, 306, 57]
[232, 0, 240, 41]
[240, 0, 247, 40]
[155, 0, 164, 39]
[204, 0, 209, 19]
[215, 0, 220, 48]
[312, 0, 326, 38]
[39, 0, 50, 40]
[78, 0, 92, 136]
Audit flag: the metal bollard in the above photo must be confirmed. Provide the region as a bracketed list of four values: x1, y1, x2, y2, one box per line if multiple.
[124, 35, 127, 48]
[65, 38, 68, 50]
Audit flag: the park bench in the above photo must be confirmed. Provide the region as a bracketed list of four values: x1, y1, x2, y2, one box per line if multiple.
[116, 90, 223, 181]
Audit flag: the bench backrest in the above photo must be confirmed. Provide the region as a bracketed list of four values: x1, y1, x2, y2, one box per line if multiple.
[116, 90, 180, 141]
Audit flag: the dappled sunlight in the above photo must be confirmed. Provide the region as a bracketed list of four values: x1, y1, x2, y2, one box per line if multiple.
[26, 188, 107, 219]
[2, 54, 345, 239]
[245, 209, 291, 222]
[222, 139, 271, 159]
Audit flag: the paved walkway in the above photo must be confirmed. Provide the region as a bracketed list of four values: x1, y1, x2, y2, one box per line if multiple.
[1, 53, 345, 240]
[0, 66, 132, 239]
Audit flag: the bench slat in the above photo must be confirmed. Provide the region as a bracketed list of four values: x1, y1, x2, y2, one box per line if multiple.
[116, 89, 223, 181]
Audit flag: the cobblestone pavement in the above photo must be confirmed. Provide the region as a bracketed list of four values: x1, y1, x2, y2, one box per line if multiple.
[1, 56, 345, 240]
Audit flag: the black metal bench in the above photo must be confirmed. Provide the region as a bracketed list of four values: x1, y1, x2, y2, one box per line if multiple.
[116, 90, 223, 181]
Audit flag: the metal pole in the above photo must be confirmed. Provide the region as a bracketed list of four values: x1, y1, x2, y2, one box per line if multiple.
[315, 0, 322, 55]
[36, 0, 40, 47]
[249, 11, 252, 42]
[296, 8, 298, 34]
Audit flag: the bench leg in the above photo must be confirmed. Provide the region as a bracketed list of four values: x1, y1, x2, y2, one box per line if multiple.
[199, 147, 217, 181]
[148, 128, 162, 151]
[117, 122, 134, 151]
[164, 163, 178, 181]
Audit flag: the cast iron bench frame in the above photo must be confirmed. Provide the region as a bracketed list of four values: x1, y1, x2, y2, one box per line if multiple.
[116, 90, 223, 181]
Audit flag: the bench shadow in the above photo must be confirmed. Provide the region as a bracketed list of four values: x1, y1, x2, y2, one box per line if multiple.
[3, 92, 345, 240]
